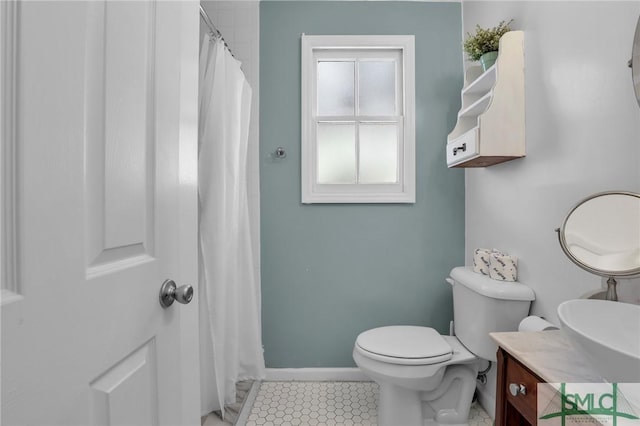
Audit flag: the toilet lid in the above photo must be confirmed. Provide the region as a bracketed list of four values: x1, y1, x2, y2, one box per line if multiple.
[356, 326, 452, 363]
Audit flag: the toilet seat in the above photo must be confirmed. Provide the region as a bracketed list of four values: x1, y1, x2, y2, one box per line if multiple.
[355, 326, 453, 365]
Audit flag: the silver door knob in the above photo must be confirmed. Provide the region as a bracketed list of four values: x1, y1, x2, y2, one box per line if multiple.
[509, 383, 527, 397]
[159, 279, 194, 308]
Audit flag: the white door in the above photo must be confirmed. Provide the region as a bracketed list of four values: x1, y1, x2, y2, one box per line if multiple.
[1, 1, 200, 425]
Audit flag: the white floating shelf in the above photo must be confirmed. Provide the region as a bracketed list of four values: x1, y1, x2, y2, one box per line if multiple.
[446, 31, 525, 168]
[458, 91, 492, 118]
[462, 65, 496, 96]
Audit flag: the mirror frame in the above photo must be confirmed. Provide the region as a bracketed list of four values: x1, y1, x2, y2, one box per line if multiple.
[557, 190, 640, 278]
[633, 15, 640, 107]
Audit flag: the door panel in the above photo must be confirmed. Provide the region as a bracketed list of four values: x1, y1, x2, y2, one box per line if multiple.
[85, 0, 156, 272]
[1, 1, 200, 425]
[101, 1, 153, 251]
[90, 340, 159, 426]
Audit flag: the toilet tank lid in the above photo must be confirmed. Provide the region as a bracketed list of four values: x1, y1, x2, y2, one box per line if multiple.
[450, 266, 535, 301]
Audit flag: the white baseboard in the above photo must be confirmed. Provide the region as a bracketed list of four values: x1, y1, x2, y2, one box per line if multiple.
[476, 387, 496, 420]
[264, 368, 369, 382]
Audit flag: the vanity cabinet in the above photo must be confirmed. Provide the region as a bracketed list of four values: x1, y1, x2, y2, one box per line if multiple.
[495, 347, 542, 426]
[492, 331, 605, 426]
[447, 31, 525, 168]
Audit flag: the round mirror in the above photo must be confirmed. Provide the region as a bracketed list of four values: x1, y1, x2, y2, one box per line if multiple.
[633, 15, 640, 107]
[558, 191, 640, 278]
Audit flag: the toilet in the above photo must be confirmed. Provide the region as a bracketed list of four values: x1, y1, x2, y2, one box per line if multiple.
[353, 266, 535, 426]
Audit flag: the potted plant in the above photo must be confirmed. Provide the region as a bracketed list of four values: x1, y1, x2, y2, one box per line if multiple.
[463, 20, 513, 71]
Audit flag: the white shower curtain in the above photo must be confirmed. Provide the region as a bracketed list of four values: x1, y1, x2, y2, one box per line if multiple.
[198, 36, 265, 417]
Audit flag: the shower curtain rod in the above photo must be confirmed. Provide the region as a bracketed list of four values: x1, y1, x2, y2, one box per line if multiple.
[199, 5, 234, 57]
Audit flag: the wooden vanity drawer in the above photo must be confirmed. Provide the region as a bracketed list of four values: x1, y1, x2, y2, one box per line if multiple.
[504, 354, 541, 425]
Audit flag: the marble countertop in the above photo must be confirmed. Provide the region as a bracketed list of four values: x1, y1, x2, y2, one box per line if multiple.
[490, 330, 604, 383]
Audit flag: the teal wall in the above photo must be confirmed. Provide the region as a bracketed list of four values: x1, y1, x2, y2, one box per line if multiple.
[260, 1, 464, 368]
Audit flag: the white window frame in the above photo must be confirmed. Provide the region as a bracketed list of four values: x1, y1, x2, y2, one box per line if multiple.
[0, 0, 20, 304]
[301, 35, 415, 204]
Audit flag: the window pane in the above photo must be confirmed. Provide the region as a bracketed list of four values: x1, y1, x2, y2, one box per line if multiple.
[358, 61, 396, 116]
[317, 61, 355, 116]
[317, 123, 356, 184]
[359, 124, 398, 183]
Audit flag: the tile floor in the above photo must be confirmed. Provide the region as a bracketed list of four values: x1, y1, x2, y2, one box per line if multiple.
[238, 381, 493, 426]
[202, 381, 254, 426]
[246, 381, 377, 426]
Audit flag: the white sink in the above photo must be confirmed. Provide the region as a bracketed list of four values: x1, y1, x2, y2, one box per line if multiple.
[558, 299, 640, 383]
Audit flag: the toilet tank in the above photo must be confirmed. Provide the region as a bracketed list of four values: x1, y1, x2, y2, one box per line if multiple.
[449, 266, 535, 361]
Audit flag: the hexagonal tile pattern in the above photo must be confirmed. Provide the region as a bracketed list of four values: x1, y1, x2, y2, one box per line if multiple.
[246, 382, 377, 426]
[468, 402, 493, 426]
[243, 381, 493, 426]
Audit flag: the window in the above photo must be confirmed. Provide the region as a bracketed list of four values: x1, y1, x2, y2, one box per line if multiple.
[0, 0, 19, 303]
[301, 35, 415, 204]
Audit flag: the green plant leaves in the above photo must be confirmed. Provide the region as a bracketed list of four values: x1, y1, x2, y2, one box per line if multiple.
[463, 19, 513, 61]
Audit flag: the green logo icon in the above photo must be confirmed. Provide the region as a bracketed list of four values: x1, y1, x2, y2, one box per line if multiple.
[538, 383, 640, 425]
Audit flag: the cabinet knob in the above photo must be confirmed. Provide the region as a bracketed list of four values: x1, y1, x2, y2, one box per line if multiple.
[509, 383, 527, 397]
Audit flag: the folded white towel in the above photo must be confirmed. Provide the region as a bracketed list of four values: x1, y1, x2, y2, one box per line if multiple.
[489, 251, 518, 282]
[473, 248, 492, 275]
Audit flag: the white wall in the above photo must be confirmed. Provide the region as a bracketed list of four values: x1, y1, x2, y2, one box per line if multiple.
[462, 1, 640, 416]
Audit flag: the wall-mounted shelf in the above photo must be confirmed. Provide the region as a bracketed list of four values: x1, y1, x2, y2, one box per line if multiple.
[462, 65, 496, 96]
[458, 91, 493, 118]
[447, 31, 525, 168]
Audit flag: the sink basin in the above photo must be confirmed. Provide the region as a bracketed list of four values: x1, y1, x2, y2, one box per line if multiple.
[558, 299, 640, 383]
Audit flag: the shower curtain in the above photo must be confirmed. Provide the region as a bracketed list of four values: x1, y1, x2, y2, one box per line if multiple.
[198, 36, 265, 417]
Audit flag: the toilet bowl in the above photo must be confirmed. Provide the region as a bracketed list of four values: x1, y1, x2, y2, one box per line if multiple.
[353, 266, 535, 426]
[354, 327, 478, 426]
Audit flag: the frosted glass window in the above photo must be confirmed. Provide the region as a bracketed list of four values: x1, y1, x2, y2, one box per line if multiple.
[359, 124, 398, 184]
[317, 123, 356, 184]
[317, 61, 355, 116]
[301, 35, 414, 203]
[358, 61, 396, 116]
